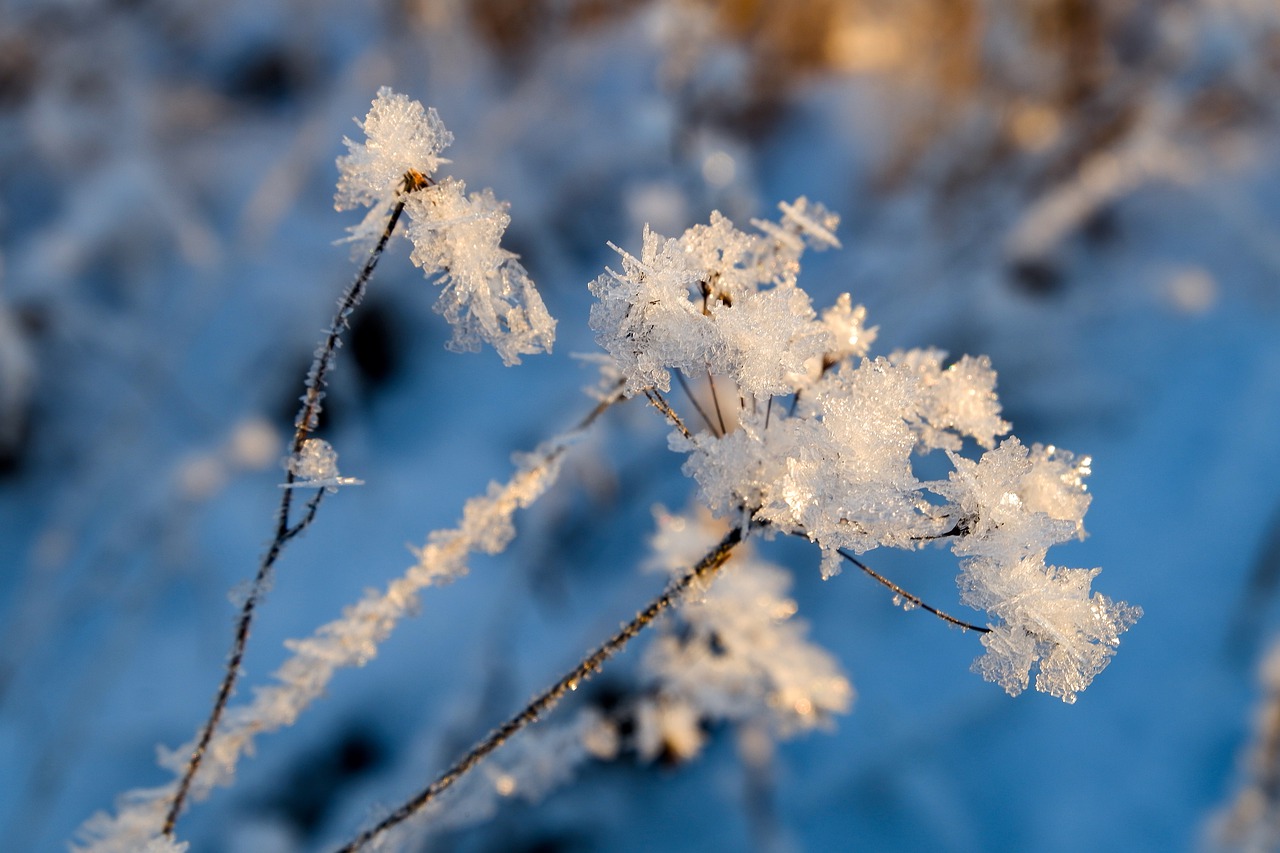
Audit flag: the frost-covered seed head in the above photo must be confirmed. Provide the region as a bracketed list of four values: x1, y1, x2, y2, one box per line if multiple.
[335, 87, 452, 212]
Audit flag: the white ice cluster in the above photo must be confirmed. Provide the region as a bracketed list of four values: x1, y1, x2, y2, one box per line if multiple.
[589, 203, 1139, 703]
[633, 509, 853, 761]
[589, 202, 839, 398]
[337, 88, 554, 365]
[279, 438, 362, 492]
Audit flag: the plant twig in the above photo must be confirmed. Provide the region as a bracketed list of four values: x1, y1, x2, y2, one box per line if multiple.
[837, 549, 989, 633]
[674, 370, 716, 435]
[332, 526, 745, 853]
[163, 179, 418, 837]
[707, 367, 728, 435]
[643, 388, 693, 440]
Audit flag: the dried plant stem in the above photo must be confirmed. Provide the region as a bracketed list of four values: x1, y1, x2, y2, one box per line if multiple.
[674, 370, 716, 435]
[706, 367, 728, 435]
[332, 526, 745, 853]
[643, 388, 693, 440]
[163, 188, 413, 837]
[837, 549, 990, 633]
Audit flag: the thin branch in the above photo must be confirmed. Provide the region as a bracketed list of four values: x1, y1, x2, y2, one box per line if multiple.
[674, 370, 716, 435]
[332, 526, 745, 853]
[163, 178, 419, 837]
[578, 379, 628, 433]
[837, 549, 989, 633]
[282, 490, 326, 543]
[707, 367, 728, 435]
[643, 388, 693, 440]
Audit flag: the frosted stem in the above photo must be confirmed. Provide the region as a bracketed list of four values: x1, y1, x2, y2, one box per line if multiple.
[163, 180, 416, 838]
[836, 549, 990, 633]
[643, 388, 693, 439]
[674, 370, 716, 435]
[332, 526, 744, 853]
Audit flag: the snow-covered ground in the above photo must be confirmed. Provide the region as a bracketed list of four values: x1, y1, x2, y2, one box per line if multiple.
[2, 2, 1279, 851]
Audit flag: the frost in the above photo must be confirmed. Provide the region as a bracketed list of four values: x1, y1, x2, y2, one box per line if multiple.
[588, 204, 833, 398]
[890, 348, 1010, 451]
[752, 196, 842, 252]
[961, 557, 1141, 703]
[280, 438, 363, 492]
[79, 415, 599, 852]
[335, 87, 452, 215]
[337, 89, 554, 365]
[404, 179, 556, 365]
[638, 509, 853, 751]
[937, 438, 1084, 561]
[820, 293, 878, 365]
[590, 202, 1138, 703]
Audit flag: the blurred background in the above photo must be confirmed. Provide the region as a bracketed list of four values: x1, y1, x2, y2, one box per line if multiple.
[2, 0, 1280, 850]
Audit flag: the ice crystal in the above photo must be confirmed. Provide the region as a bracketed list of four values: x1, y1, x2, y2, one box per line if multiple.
[335, 87, 452, 214]
[589, 206, 832, 398]
[336, 89, 554, 365]
[590, 202, 1138, 702]
[280, 438, 362, 493]
[404, 178, 555, 365]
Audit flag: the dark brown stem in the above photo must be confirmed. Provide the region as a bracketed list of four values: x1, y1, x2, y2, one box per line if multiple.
[836, 549, 989, 633]
[332, 526, 745, 853]
[643, 388, 693, 440]
[707, 368, 727, 435]
[163, 183, 416, 838]
[674, 370, 716, 435]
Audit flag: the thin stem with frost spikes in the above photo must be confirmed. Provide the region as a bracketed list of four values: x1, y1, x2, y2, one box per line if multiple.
[332, 526, 745, 853]
[163, 180, 417, 837]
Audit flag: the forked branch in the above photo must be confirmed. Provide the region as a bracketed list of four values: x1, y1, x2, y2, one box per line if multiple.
[163, 177, 420, 837]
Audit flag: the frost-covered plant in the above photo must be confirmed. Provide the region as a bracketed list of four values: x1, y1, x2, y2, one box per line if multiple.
[1211, 637, 1280, 851]
[588, 200, 1140, 703]
[78, 89, 1139, 853]
[326, 194, 1139, 853]
[337, 88, 555, 365]
[74, 89, 557, 852]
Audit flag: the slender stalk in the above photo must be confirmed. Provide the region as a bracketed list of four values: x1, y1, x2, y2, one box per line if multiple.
[332, 526, 745, 853]
[674, 370, 716, 435]
[163, 183, 415, 837]
[643, 388, 693, 440]
[837, 549, 989, 633]
[707, 367, 728, 435]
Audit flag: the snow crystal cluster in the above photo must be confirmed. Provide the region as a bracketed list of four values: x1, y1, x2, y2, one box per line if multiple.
[280, 438, 362, 492]
[589, 201, 1139, 703]
[337, 88, 555, 365]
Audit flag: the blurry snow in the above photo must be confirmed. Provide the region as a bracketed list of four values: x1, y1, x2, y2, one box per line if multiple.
[0, 1, 1278, 852]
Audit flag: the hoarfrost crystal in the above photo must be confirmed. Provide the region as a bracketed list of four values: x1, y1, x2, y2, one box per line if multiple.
[280, 438, 362, 493]
[590, 202, 1139, 702]
[337, 89, 554, 365]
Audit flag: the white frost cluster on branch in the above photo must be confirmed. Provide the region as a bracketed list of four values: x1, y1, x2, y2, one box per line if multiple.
[336, 87, 555, 365]
[589, 201, 1139, 703]
[280, 438, 363, 492]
